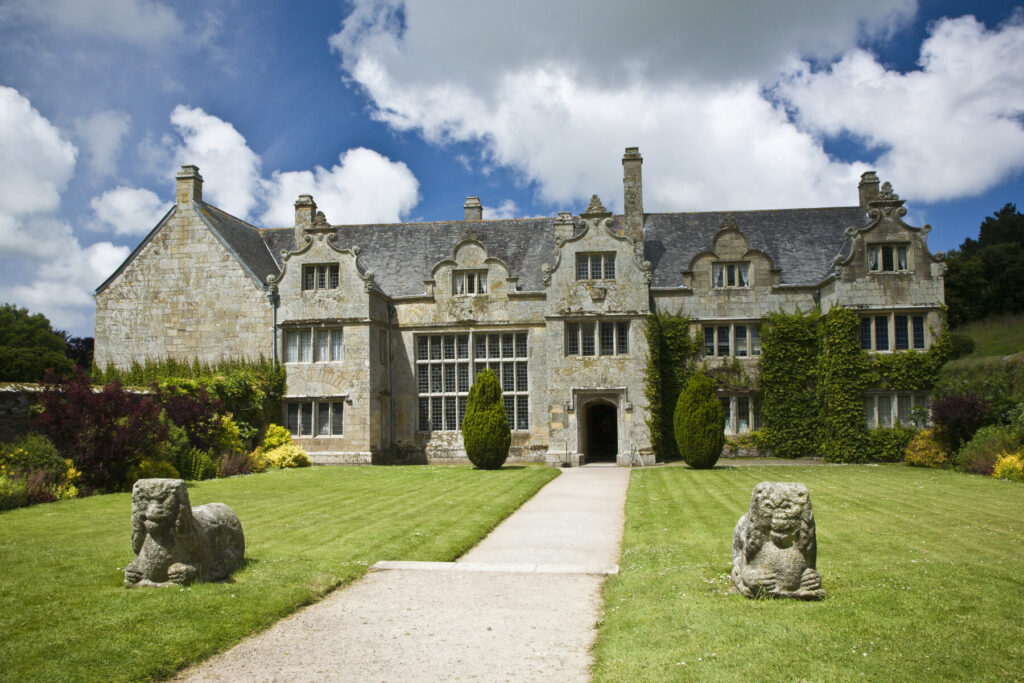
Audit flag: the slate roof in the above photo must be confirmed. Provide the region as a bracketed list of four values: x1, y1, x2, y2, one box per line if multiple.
[644, 207, 867, 288]
[195, 203, 280, 285]
[103, 202, 867, 297]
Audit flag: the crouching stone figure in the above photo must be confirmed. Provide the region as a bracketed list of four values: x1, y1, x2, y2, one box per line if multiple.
[124, 478, 245, 587]
[731, 481, 824, 600]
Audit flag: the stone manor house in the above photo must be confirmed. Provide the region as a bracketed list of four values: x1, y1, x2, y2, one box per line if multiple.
[94, 148, 946, 465]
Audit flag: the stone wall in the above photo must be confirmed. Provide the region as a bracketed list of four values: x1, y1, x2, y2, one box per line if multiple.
[94, 204, 274, 370]
[0, 385, 40, 443]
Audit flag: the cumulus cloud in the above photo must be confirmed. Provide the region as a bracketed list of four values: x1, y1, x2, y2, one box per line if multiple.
[483, 200, 519, 220]
[331, 1, 1024, 210]
[260, 147, 420, 226]
[0, 85, 77, 256]
[74, 110, 132, 179]
[88, 186, 171, 235]
[170, 105, 262, 219]
[776, 14, 1024, 202]
[0, 0, 184, 44]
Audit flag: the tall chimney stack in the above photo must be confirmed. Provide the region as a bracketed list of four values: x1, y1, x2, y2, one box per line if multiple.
[175, 165, 203, 206]
[622, 147, 643, 239]
[464, 196, 483, 221]
[859, 171, 880, 208]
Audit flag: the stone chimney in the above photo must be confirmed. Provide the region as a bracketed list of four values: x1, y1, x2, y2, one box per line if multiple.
[622, 147, 643, 239]
[175, 165, 203, 206]
[859, 171, 880, 208]
[294, 194, 316, 240]
[464, 196, 483, 221]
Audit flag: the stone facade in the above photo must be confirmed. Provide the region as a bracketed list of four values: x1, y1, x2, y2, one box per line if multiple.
[94, 149, 946, 465]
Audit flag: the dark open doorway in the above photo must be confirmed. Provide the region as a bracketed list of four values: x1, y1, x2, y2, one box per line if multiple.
[584, 402, 618, 463]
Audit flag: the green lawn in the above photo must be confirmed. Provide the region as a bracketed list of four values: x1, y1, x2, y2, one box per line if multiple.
[592, 465, 1024, 682]
[0, 465, 558, 682]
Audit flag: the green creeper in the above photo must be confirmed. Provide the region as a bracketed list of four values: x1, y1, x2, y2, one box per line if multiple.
[673, 373, 725, 469]
[461, 369, 511, 470]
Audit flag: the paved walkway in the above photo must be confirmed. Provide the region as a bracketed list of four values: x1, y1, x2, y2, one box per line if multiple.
[179, 465, 630, 682]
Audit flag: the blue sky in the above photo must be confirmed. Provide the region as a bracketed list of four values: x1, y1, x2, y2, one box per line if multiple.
[0, 0, 1021, 335]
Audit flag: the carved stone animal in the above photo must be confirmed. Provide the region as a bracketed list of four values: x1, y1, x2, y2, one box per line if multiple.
[124, 478, 245, 587]
[731, 481, 824, 600]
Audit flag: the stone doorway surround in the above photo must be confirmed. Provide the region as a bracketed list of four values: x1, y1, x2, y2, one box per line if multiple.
[583, 400, 618, 463]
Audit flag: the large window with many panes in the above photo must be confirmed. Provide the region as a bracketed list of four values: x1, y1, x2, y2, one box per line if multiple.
[416, 332, 529, 432]
[860, 313, 925, 351]
[286, 399, 343, 436]
[284, 327, 342, 363]
[867, 244, 909, 272]
[719, 394, 760, 434]
[864, 392, 929, 429]
[703, 323, 760, 357]
[712, 262, 749, 288]
[565, 320, 629, 356]
[302, 264, 339, 290]
[576, 253, 615, 280]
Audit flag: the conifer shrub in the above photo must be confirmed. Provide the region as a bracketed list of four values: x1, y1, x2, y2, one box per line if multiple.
[461, 369, 510, 470]
[263, 443, 311, 469]
[673, 373, 725, 469]
[904, 428, 949, 467]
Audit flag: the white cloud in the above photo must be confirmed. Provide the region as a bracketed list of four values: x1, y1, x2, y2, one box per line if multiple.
[0, 85, 77, 256]
[0, 0, 184, 44]
[1, 240, 130, 332]
[170, 105, 262, 219]
[483, 200, 519, 220]
[331, 1, 1024, 209]
[74, 110, 132, 179]
[259, 148, 420, 226]
[88, 186, 171, 235]
[776, 14, 1024, 202]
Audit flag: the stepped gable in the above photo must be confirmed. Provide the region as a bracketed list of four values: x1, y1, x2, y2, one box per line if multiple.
[644, 206, 867, 288]
[195, 202, 281, 285]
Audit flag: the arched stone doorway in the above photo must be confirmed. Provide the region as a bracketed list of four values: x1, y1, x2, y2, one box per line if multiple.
[584, 401, 618, 463]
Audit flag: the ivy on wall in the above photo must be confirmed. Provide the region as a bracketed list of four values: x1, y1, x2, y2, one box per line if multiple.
[818, 308, 873, 462]
[644, 311, 698, 460]
[757, 307, 950, 462]
[757, 309, 821, 459]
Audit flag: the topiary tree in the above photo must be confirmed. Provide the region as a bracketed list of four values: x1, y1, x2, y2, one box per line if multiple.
[673, 373, 725, 469]
[461, 369, 510, 470]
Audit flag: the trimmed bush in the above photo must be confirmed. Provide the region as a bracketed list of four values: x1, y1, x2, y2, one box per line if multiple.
[461, 369, 510, 470]
[260, 424, 291, 451]
[263, 443, 311, 469]
[128, 458, 180, 484]
[956, 424, 1022, 475]
[993, 451, 1024, 482]
[866, 426, 918, 463]
[904, 429, 949, 468]
[673, 373, 725, 469]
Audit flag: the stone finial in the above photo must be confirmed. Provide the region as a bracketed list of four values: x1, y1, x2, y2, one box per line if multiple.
[581, 194, 612, 221]
[464, 196, 483, 221]
[858, 171, 879, 208]
[877, 181, 899, 202]
[124, 478, 245, 587]
[175, 165, 203, 205]
[294, 195, 316, 231]
[731, 482, 824, 600]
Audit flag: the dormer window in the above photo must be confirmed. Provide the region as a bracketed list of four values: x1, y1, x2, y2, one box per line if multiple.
[712, 263, 749, 288]
[576, 253, 615, 280]
[302, 264, 339, 290]
[868, 244, 908, 272]
[453, 270, 487, 295]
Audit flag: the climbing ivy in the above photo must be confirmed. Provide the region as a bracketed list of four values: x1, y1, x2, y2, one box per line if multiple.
[644, 310, 698, 460]
[818, 307, 873, 462]
[758, 309, 822, 458]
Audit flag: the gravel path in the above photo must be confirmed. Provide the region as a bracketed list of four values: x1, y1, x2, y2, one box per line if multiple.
[177, 465, 629, 682]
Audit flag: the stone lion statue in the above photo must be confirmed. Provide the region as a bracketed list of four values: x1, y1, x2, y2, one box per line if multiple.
[731, 481, 824, 600]
[124, 478, 245, 587]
